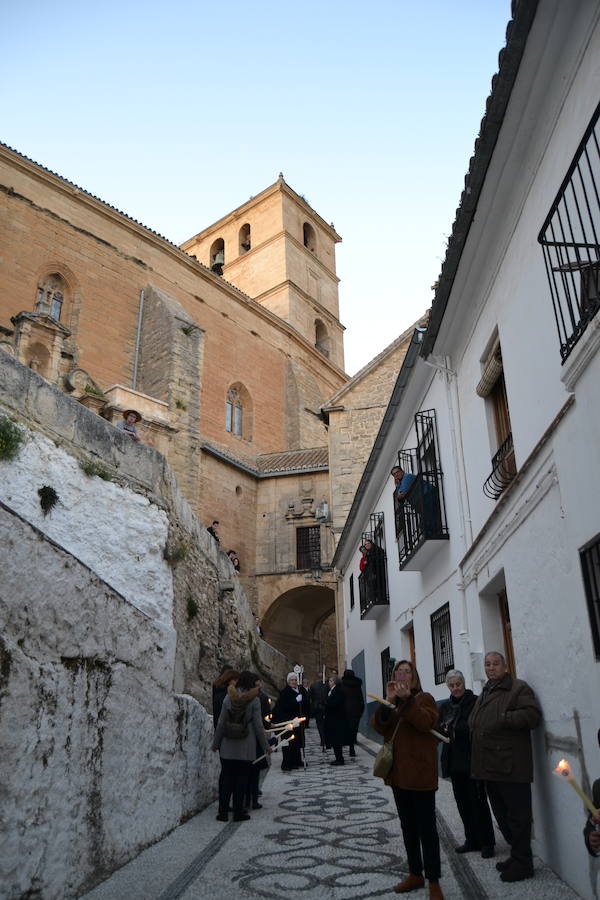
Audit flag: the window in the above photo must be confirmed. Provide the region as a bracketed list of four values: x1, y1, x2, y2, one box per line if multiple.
[580, 535, 600, 660]
[477, 339, 517, 500]
[431, 603, 454, 685]
[349, 573, 355, 610]
[239, 223, 251, 254]
[315, 318, 330, 357]
[359, 512, 389, 618]
[210, 238, 225, 275]
[35, 273, 67, 321]
[296, 526, 321, 570]
[380, 647, 391, 694]
[303, 222, 316, 253]
[538, 100, 600, 361]
[225, 383, 252, 440]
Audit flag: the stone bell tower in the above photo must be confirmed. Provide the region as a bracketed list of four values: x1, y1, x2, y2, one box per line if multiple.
[181, 174, 345, 372]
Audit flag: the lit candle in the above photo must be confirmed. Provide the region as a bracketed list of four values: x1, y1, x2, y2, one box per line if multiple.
[554, 759, 599, 816]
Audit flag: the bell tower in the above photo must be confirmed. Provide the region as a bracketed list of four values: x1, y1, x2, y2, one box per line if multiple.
[181, 174, 345, 371]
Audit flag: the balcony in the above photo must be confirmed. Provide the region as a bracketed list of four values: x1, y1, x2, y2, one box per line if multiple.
[483, 432, 517, 500]
[359, 513, 389, 619]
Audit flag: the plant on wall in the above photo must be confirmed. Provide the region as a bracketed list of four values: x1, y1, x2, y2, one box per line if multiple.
[79, 459, 112, 481]
[187, 596, 199, 620]
[38, 485, 59, 516]
[163, 542, 189, 566]
[0, 417, 24, 461]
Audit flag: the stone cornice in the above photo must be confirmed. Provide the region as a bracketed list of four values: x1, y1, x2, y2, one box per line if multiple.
[254, 280, 344, 331]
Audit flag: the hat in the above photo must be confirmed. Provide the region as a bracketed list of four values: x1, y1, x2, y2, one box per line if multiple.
[122, 409, 142, 422]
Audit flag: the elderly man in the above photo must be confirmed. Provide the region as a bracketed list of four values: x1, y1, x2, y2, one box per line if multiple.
[469, 651, 541, 883]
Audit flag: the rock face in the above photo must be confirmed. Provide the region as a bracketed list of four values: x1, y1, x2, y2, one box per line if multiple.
[0, 351, 291, 899]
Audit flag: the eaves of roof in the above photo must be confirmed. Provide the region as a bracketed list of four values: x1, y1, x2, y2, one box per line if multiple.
[331, 327, 425, 570]
[202, 442, 329, 478]
[421, 0, 539, 358]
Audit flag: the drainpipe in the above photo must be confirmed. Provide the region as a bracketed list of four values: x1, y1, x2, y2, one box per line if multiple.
[132, 288, 144, 391]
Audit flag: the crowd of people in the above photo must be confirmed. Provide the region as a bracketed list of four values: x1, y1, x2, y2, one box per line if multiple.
[211, 653, 598, 899]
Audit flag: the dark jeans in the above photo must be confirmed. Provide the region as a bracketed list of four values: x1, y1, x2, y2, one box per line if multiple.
[485, 781, 533, 869]
[392, 787, 441, 882]
[450, 774, 495, 848]
[219, 758, 251, 814]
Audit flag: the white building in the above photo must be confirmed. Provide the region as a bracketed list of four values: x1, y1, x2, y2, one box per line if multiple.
[333, 2, 600, 897]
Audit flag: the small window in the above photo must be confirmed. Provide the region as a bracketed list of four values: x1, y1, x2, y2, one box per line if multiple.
[478, 340, 517, 500]
[349, 573, 355, 610]
[580, 535, 600, 659]
[210, 238, 225, 274]
[431, 603, 454, 685]
[303, 222, 316, 254]
[296, 525, 321, 570]
[225, 382, 253, 440]
[239, 223, 251, 254]
[315, 319, 330, 357]
[36, 273, 67, 322]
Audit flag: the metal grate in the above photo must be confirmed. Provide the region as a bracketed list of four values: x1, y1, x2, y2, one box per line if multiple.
[431, 603, 454, 684]
[380, 647, 392, 694]
[538, 101, 600, 362]
[580, 536, 600, 660]
[296, 525, 321, 570]
[359, 512, 389, 618]
[349, 573, 355, 610]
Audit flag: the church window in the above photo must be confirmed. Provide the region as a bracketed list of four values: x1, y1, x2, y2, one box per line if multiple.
[225, 383, 253, 440]
[35, 273, 67, 322]
[210, 238, 225, 275]
[303, 222, 316, 254]
[315, 319, 330, 357]
[239, 223, 251, 254]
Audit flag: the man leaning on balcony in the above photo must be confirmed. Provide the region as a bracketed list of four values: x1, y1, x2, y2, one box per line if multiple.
[469, 652, 542, 884]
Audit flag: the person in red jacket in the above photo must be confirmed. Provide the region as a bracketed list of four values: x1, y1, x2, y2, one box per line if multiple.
[371, 660, 443, 900]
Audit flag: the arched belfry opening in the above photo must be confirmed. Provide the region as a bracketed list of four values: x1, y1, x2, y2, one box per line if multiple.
[261, 584, 337, 677]
[239, 223, 251, 254]
[210, 238, 225, 274]
[315, 319, 330, 357]
[303, 222, 316, 254]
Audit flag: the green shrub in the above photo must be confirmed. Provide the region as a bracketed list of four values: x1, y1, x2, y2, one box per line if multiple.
[79, 459, 112, 481]
[0, 417, 24, 461]
[38, 485, 59, 516]
[187, 596, 199, 620]
[163, 542, 189, 566]
[84, 382, 105, 397]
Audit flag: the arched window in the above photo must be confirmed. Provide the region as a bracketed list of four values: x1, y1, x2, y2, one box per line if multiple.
[303, 222, 316, 254]
[239, 223, 251, 254]
[315, 319, 330, 357]
[35, 273, 67, 321]
[210, 238, 225, 275]
[225, 382, 253, 440]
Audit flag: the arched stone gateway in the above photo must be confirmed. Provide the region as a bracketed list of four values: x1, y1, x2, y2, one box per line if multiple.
[261, 584, 337, 680]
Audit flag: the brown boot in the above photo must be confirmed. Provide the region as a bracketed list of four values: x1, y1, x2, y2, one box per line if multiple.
[428, 883, 444, 900]
[393, 874, 425, 893]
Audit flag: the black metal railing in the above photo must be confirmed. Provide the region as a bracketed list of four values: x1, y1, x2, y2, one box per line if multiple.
[395, 411, 448, 569]
[538, 101, 600, 362]
[359, 513, 389, 618]
[483, 432, 517, 500]
[431, 603, 454, 684]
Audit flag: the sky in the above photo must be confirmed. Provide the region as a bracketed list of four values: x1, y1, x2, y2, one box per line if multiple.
[1, 0, 511, 375]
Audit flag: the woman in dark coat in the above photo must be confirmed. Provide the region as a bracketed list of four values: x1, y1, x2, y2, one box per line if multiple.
[340, 668, 365, 757]
[272, 672, 306, 771]
[439, 669, 495, 857]
[244, 675, 272, 810]
[324, 674, 349, 765]
[371, 659, 443, 900]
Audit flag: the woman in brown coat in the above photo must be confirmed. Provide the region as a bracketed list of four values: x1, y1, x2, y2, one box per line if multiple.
[371, 660, 443, 900]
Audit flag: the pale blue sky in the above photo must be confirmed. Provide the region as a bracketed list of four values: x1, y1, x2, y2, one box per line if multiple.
[2, 0, 511, 374]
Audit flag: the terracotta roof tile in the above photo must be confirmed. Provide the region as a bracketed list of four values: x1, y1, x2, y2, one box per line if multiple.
[256, 447, 328, 473]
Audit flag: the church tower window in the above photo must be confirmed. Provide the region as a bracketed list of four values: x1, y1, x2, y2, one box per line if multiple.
[239, 223, 251, 254]
[303, 222, 316, 254]
[225, 383, 253, 440]
[210, 238, 225, 275]
[315, 319, 330, 357]
[35, 273, 67, 321]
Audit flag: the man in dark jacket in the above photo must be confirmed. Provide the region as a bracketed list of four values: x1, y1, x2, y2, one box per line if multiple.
[469, 651, 541, 883]
[340, 669, 365, 757]
[309, 674, 330, 750]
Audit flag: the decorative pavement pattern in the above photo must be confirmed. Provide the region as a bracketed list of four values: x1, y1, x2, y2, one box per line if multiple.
[82, 728, 582, 900]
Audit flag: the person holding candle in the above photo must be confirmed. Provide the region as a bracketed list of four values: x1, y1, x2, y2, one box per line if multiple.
[468, 651, 541, 883]
[371, 659, 443, 899]
[324, 674, 350, 765]
[273, 672, 306, 771]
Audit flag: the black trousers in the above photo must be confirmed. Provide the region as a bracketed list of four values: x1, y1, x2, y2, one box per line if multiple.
[392, 788, 441, 882]
[485, 781, 533, 869]
[450, 773, 495, 848]
[219, 758, 251, 814]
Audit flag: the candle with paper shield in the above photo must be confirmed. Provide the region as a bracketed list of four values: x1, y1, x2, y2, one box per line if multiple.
[553, 758, 599, 816]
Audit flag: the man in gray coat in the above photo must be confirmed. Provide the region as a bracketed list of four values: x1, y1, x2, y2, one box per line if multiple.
[469, 651, 541, 883]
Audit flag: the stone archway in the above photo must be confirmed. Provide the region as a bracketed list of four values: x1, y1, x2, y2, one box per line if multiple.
[262, 584, 337, 683]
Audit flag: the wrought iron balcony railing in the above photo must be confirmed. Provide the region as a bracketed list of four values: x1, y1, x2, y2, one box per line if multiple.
[483, 432, 517, 500]
[358, 546, 389, 619]
[396, 473, 448, 569]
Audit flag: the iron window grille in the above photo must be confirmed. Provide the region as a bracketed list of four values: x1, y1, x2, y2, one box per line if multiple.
[296, 525, 321, 570]
[380, 647, 392, 694]
[349, 573, 355, 611]
[395, 410, 448, 569]
[580, 535, 600, 660]
[431, 603, 454, 685]
[538, 101, 600, 362]
[483, 432, 517, 500]
[358, 512, 389, 618]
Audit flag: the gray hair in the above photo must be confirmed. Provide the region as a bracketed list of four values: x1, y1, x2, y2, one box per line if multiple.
[445, 669, 465, 686]
[484, 651, 506, 663]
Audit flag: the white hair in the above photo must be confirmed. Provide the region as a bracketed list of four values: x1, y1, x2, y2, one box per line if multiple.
[445, 669, 465, 686]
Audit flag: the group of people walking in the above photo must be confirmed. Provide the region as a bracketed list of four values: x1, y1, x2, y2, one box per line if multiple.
[372, 651, 542, 899]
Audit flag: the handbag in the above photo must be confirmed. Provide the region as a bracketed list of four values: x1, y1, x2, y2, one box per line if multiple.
[373, 716, 401, 779]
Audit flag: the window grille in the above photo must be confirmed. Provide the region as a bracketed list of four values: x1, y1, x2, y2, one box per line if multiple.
[431, 603, 454, 685]
[380, 647, 391, 694]
[349, 573, 355, 610]
[359, 512, 389, 618]
[538, 101, 600, 361]
[296, 525, 321, 570]
[395, 410, 448, 568]
[580, 535, 600, 660]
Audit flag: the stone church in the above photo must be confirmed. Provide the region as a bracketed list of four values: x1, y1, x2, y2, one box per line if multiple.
[0, 142, 421, 674]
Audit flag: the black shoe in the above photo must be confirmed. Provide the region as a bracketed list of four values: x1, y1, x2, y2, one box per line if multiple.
[349, 750, 356, 757]
[481, 846, 495, 859]
[500, 864, 534, 882]
[330, 759, 345, 766]
[455, 843, 479, 854]
[215, 813, 228, 822]
[233, 812, 251, 822]
[495, 858, 512, 872]
[252, 802, 262, 810]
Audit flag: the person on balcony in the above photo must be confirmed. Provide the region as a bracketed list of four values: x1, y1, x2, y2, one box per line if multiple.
[362, 539, 385, 607]
[391, 466, 441, 537]
[116, 409, 142, 442]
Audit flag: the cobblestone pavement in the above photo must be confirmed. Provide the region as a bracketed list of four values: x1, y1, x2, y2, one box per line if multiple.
[81, 728, 582, 900]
